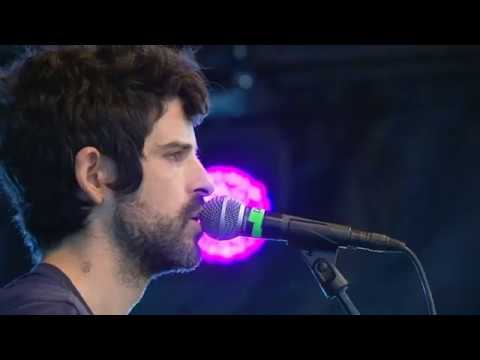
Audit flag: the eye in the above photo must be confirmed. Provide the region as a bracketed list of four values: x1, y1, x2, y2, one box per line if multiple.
[166, 151, 186, 162]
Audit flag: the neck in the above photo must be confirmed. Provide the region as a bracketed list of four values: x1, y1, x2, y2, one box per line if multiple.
[43, 227, 149, 315]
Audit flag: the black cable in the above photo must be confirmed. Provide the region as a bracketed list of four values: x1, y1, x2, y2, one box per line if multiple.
[296, 225, 436, 314]
[400, 245, 437, 315]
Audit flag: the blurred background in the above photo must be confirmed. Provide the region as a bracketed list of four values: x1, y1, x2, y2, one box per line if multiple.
[0, 45, 479, 315]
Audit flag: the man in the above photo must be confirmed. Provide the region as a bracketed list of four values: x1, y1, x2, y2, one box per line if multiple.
[0, 45, 214, 315]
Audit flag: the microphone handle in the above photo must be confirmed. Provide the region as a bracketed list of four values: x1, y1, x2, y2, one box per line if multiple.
[253, 212, 405, 252]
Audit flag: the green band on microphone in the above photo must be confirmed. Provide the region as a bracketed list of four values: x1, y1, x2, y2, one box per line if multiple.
[248, 208, 265, 237]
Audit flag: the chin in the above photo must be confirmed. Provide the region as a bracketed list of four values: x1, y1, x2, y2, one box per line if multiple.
[177, 241, 203, 272]
[151, 258, 201, 279]
[183, 243, 202, 269]
[151, 243, 202, 279]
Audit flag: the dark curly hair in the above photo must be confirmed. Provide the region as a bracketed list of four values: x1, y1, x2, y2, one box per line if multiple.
[0, 45, 210, 264]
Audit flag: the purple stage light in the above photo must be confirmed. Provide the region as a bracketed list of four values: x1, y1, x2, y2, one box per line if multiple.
[199, 165, 272, 265]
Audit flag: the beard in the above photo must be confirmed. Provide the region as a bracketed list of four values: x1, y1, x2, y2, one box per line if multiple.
[111, 193, 205, 282]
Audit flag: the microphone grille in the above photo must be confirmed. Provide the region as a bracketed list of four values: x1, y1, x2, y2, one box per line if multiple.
[199, 196, 245, 240]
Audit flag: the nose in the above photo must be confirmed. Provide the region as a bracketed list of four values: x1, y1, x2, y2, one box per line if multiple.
[193, 159, 215, 198]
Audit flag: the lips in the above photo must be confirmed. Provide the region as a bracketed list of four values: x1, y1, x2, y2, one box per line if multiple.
[188, 201, 203, 223]
[190, 213, 201, 222]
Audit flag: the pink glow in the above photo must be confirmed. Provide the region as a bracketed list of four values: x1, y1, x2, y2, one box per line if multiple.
[199, 165, 272, 265]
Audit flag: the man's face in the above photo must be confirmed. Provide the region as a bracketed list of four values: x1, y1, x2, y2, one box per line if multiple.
[112, 98, 214, 279]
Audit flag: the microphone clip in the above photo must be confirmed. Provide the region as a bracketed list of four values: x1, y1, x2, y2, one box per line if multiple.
[300, 245, 361, 315]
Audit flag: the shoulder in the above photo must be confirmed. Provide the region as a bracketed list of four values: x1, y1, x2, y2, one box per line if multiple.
[0, 269, 83, 315]
[0, 291, 80, 315]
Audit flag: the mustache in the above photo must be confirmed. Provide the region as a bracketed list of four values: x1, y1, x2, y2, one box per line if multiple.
[182, 196, 205, 219]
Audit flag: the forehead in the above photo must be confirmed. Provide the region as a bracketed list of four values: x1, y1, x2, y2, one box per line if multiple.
[146, 98, 197, 147]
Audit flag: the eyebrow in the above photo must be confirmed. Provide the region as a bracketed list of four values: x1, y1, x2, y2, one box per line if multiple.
[156, 141, 198, 154]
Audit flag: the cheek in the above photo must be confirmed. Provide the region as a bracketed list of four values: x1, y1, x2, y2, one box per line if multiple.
[138, 161, 187, 212]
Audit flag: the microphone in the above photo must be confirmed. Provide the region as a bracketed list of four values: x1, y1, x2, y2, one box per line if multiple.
[199, 196, 406, 252]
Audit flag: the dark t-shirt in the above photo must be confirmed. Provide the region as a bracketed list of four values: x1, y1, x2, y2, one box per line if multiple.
[0, 263, 93, 315]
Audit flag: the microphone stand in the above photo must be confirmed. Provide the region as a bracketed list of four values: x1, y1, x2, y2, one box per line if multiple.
[299, 245, 360, 315]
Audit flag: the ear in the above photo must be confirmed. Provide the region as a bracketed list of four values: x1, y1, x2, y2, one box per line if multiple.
[74, 147, 117, 206]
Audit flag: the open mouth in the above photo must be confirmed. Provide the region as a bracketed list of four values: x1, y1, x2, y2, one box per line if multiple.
[190, 208, 202, 223]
